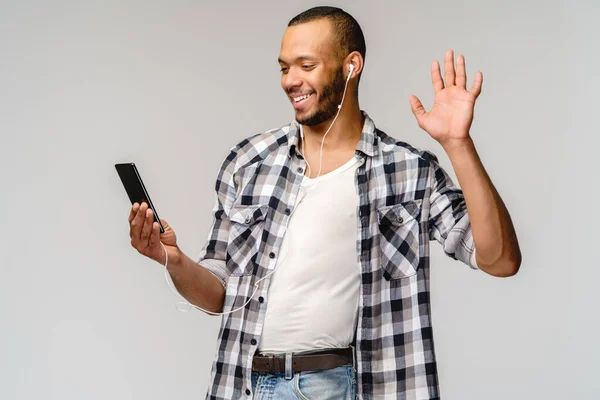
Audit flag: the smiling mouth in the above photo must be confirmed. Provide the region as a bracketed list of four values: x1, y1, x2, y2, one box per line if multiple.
[292, 93, 313, 103]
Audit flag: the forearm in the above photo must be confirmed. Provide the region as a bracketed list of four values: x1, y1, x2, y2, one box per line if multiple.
[442, 137, 521, 276]
[166, 251, 226, 313]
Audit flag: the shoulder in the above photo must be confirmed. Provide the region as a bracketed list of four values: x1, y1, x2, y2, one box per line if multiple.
[221, 123, 293, 171]
[375, 128, 440, 166]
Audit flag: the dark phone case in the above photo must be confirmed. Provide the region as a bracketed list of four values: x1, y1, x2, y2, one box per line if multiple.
[115, 163, 165, 233]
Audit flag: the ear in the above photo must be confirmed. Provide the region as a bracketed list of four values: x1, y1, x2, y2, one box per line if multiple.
[344, 51, 364, 79]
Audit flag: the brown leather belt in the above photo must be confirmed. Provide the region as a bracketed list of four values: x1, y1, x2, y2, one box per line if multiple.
[252, 347, 353, 374]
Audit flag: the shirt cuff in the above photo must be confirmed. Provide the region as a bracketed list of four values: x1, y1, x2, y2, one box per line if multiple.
[198, 258, 228, 288]
[444, 213, 478, 270]
[470, 246, 479, 270]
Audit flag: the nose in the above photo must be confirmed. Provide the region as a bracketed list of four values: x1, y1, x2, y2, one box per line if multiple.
[282, 68, 303, 94]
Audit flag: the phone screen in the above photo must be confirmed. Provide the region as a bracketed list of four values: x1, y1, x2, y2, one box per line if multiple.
[115, 163, 165, 233]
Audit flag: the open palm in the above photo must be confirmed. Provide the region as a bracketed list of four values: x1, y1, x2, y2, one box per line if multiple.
[410, 50, 483, 146]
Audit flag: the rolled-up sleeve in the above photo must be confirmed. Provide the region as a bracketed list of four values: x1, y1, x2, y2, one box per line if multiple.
[426, 153, 478, 270]
[196, 148, 239, 287]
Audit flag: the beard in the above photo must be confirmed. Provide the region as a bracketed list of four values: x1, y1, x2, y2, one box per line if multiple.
[295, 65, 346, 127]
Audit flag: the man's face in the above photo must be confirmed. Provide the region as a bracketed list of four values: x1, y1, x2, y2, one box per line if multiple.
[278, 19, 346, 126]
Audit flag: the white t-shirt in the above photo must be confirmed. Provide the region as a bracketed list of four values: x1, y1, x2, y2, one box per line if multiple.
[257, 156, 362, 354]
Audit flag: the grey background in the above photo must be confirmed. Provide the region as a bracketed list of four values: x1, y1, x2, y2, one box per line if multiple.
[1, 0, 598, 399]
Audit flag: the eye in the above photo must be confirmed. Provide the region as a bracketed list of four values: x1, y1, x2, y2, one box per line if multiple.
[302, 65, 315, 70]
[280, 67, 289, 73]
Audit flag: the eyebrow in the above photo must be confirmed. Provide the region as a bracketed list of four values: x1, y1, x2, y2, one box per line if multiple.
[278, 55, 318, 64]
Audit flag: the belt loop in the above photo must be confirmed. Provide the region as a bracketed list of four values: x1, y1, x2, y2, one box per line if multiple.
[285, 352, 293, 380]
[349, 344, 357, 372]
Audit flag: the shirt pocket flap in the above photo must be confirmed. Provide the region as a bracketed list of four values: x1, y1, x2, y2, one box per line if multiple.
[376, 199, 421, 226]
[228, 204, 269, 225]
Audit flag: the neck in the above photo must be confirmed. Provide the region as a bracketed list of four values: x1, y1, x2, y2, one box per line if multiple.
[301, 97, 364, 152]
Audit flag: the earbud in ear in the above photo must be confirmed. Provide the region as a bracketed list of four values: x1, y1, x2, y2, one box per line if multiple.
[338, 64, 354, 110]
[345, 64, 354, 83]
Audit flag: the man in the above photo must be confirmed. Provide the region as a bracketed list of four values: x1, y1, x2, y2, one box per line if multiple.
[127, 6, 521, 400]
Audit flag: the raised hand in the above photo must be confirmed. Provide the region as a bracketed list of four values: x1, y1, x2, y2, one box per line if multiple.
[409, 49, 483, 147]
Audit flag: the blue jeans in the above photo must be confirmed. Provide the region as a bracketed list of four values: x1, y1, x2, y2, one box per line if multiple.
[251, 363, 356, 399]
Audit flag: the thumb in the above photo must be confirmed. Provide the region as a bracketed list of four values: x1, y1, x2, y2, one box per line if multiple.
[409, 95, 427, 125]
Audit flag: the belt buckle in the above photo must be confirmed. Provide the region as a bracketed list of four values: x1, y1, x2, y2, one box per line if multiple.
[285, 352, 293, 380]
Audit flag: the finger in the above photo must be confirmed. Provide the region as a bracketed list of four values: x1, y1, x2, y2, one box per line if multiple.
[129, 202, 147, 241]
[444, 49, 456, 87]
[128, 202, 140, 226]
[409, 95, 427, 127]
[455, 54, 467, 89]
[149, 221, 160, 247]
[159, 219, 169, 231]
[469, 71, 483, 98]
[139, 208, 154, 249]
[431, 61, 444, 94]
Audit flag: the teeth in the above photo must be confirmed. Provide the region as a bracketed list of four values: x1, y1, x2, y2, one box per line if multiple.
[293, 94, 311, 102]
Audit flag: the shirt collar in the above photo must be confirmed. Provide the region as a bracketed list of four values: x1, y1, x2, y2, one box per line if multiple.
[288, 110, 378, 158]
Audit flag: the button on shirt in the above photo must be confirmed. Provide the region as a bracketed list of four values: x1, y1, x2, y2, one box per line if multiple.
[197, 112, 478, 399]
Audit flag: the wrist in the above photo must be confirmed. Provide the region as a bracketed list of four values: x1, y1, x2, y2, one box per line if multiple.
[158, 245, 183, 270]
[440, 136, 475, 155]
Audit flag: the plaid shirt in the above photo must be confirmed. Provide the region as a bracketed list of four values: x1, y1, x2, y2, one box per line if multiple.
[198, 112, 478, 399]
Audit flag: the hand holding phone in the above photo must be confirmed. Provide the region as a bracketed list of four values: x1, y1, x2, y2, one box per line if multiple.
[115, 163, 179, 265]
[115, 163, 165, 233]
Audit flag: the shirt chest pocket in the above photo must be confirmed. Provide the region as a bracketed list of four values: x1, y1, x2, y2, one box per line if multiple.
[226, 204, 269, 276]
[376, 199, 422, 280]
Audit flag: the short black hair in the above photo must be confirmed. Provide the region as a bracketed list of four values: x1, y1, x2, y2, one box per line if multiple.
[288, 6, 366, 69]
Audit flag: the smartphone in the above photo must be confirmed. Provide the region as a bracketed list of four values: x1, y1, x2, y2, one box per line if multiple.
[115, 162, 165, 233]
